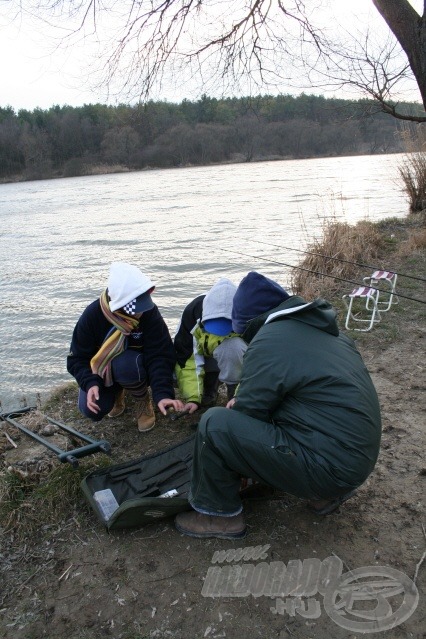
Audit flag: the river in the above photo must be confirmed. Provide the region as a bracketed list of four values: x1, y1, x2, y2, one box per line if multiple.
[0, 153, 408, 411]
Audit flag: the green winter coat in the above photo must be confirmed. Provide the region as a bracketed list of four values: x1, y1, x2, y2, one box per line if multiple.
[175, 324, 241, 403]
[234, 296, 382, 488]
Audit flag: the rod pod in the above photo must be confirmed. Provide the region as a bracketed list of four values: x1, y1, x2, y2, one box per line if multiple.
[0, 406, 111, 468]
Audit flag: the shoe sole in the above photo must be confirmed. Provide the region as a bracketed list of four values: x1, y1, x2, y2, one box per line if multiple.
[174, 521, 247, 540]
[108, 408, 125, 418]
[137, 423, 156, 433]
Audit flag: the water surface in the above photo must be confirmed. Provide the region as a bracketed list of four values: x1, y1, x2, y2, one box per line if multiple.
[0, 154, 407, 410]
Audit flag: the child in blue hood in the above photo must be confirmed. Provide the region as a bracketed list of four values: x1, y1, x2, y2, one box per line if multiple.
[174, 278, 247, 413]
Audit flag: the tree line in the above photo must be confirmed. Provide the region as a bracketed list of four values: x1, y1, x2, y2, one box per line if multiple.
[0, 94, 424, 181]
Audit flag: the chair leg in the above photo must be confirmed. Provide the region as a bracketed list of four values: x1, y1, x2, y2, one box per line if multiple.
[364, 273, 398, 313]
[343, 289, 381, 332]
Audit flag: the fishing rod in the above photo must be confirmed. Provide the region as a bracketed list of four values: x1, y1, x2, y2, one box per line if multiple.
[218, 248, 426, 305]
[250, 239, 426, 283]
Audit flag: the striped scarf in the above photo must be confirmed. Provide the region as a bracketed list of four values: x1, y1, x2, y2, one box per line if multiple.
[90, 290, 139, 387]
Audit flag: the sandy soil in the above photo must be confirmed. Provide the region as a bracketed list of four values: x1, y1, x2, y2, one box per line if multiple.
[1, 241, 425, 639]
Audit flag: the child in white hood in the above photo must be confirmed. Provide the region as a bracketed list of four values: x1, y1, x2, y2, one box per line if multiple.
[67, 262, 183, 432]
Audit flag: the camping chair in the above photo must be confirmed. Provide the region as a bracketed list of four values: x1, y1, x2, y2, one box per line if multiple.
[363, 270, 398, 312]
[342, 286, 381, 332]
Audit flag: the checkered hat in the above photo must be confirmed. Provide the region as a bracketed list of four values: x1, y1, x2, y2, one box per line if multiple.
[122, 290, 154, 316]
[122, 299, 138, 315]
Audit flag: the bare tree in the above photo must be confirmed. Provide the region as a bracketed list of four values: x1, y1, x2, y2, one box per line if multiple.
[305, 29, 426, 122]
[373, 0, 426, 112]
[6, 0, 426, 121]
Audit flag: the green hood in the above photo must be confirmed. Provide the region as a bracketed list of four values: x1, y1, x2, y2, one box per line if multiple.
[243, 296, 339, 343]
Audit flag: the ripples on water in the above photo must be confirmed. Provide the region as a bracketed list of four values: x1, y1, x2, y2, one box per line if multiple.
[0, 154, 407, 410]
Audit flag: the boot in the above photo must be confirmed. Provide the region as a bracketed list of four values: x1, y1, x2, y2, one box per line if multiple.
[201, 371, 220, 407]
[175, 510, 246, 539]
[108, 388, 126, 418]
[135, 392, 156, 432]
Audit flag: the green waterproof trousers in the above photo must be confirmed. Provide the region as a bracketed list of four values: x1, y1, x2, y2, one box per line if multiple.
[189, 406, 359, 516]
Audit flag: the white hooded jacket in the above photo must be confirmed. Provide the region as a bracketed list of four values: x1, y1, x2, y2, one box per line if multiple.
[107, 262, 155, 312]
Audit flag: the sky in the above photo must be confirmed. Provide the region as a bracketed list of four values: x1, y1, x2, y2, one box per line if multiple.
[0, 0, 423, 112]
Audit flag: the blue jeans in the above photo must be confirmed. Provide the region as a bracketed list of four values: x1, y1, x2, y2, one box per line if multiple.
[78, 349, 147, 421]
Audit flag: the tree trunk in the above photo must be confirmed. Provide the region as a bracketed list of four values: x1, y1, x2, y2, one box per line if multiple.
[373, 0, 426, 111]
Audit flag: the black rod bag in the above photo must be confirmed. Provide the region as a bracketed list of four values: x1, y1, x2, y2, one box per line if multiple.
[81, 435, 195, 530]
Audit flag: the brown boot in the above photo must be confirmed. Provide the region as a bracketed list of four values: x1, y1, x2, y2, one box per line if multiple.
[135, 393, 155, 432]
[108, 389, 126, 418]
[175, 510, 246, 539]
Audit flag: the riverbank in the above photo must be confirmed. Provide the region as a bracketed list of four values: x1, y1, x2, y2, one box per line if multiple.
[0, 93, 407, 185]
[0, 149, 401, 185]
[0, 213, 425, 639]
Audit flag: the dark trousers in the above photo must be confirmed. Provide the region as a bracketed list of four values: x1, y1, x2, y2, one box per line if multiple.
[189, 407, 346, 516]
[78, 349, 147, 421]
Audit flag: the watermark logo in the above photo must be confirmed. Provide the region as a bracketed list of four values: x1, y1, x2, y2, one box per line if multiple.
[202, 549, 419, 633]
[323, 565, 419, 633]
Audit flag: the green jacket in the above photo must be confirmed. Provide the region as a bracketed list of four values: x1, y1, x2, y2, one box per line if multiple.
[234, 296, 382, 487]
[175, 324, 241, 403]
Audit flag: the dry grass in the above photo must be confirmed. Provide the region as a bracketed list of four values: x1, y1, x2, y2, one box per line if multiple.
[399, 153, 426, 213]
[0, 456, 110, 543]
[0, 397, 111, 541]
[398, 127, 426, 213]
[291, 219, 386, 299]
[396, 225, 426, 257]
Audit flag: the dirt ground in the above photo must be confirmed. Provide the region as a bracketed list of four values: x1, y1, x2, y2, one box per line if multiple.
[1, 227, 425, 639]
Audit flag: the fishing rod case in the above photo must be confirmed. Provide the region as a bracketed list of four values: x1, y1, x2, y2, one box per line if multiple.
[81, 435, 195, 530]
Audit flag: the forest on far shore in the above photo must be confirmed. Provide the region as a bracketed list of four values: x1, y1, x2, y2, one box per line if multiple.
[1, 93, 425, 182]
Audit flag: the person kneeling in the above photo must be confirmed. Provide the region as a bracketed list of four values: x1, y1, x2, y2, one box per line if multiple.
[175, 272, 381, 538]
[67, 262, 183, 432]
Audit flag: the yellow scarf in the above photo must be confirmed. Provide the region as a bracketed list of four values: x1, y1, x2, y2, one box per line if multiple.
[90, 290, 139, 386]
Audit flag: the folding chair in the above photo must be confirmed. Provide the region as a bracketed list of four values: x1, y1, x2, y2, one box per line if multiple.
[363, 270, 398, 312]
[342, 286, 381, 332]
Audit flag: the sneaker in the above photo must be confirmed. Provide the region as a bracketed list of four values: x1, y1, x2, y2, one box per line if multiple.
[135, 393, 155, 432]
[108, 389, 126, 418]
[175, 510, 246, 539]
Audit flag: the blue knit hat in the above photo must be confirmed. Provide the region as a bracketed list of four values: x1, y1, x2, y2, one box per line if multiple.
[232, 271, 290, 334]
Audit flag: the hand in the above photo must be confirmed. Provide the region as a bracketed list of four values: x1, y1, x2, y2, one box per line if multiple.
[87, 386, 100, 414]
[157, 398, 185, 415]
[184, 402, 199, 415]
[226, 397, 236, 409]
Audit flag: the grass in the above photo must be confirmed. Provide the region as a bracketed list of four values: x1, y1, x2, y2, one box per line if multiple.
[398, 126, 426, 213]
[42, 381, 82, 420]
[290, 219, 388, 300]
[399, 153, 426, 212]
[292, 212, 425, 298]
[291, 211, 425, 349]
[0, 451, 111, 542]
